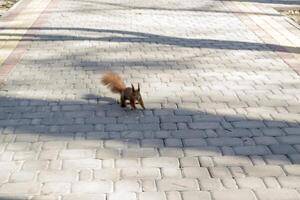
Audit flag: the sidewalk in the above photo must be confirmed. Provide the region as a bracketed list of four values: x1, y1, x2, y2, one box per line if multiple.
[0, 0, 300, 199]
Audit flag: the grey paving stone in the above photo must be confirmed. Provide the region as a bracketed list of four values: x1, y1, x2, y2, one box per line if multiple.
[234, 145, 271, 155]
[255, 189, 300, 200]
[269, 144, 297, 154]
[182, 167, 210, 178]
[181, 191, 211, 200]
[236, 177, 266, 189]
[278, 176, 300, 189]
[157, 179, 199, 191]
[283, 165, 300, 176]
[63, 194, 106, 200]
[1, 0, 300, 199]
[243, 165, 286, 177]
[212, 189, 256, 200]
[199, 178, 223, 191]
[72, 181, 113, 193]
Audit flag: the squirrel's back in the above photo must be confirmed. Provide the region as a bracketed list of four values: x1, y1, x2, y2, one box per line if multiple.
[101, 72, 126, 93]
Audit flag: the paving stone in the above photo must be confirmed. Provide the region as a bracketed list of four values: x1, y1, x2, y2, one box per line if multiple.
[39, 170, 77, 182]
[269, 144, 297, 154]
[79, 169, 92, 181]
[10, 171, 36, 182]
[115, 180, 141, 192]
[230, 166, 246, 178]
[212, 189, 256, 200]
[276, 136, 300, 144]
[108, 192, 137, 200]
[32, 195, 59, 200]
[263, 177, 281, 189]
[142, 157, 179, 168]
[264, 155, 291, 165]
[253, 136, 278, 145]
[67, 140, 101, 149]
[289, 154, 300, 164]
[213, 156, 252, 167]
[139, 192, 166, 200]
[222, 178, 238, 189]
[0, 182, 40, 194]
[96, 149, 120, 159]
[255, 189, 300, 200]
[59, 149, 95, 159]
[199, 156, 214, 167]
[284, 128, 300, 135]
[43, 141, 67, 150]
[243, 165, 286, 177]
[141, 139, 164, 148]
[165, 191, 181, 200]
[283, 165, 300, 176]
[39, 150, 59, 160]
[181, 191, 211, 200]
[159, 148, 184, 157]
[262, 128, 285, 136]
[278, 176, 300, 189]
[209, 167, 232, 178]
[1, 0, 300, 199]
[0, 161, 22, 172]
[115, 158, 139, 168]
[236, 177, 266, 189]
[62, 194, 106, 200]
[121, 168, 161, 180]
[164, 139, 183, 147]
[199, 178, 223, 191]
[23, 161, 48, 171]
[184, 147, 222, 157]
[157, 179, 199, 191]
[207, 137, 243, 146]
[250, 155, 266, 166]
[94, 169, 120, 181]
[122, 148, 158, 158]
[42, 182, 71, 194]
[234, 145, 271, 155]
[233, 121, 265, 129]
[180, 157, 200, 167]
[188, 122, 221, 130]
[72, 181, 113, 193]
[63, 159, 101, 170]
[182, 167, 210, 178]
[161, 168, 182, 178]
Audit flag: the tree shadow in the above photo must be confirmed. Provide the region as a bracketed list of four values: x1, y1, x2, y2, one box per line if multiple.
[96, 0, 300, 9]
[0, 27, 299, 54]
[0, 94, 299, 162]
[0, 93, 299, 198]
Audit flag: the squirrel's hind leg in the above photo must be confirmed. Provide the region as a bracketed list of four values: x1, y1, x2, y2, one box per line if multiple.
[120, 95, 126, 107]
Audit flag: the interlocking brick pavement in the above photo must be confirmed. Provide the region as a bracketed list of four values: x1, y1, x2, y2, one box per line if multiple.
[0, 0, 300, 199]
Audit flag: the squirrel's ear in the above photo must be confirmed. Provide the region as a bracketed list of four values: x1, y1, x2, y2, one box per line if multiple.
[131, 84, 135, 92]
[138, 83, 140, 91]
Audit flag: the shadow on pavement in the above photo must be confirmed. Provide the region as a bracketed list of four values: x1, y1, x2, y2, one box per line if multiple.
[0, 27, 299, 54]
[0, 94, 299, 164]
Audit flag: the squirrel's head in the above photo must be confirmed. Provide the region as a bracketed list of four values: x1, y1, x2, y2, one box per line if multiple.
[131, 83, 142, 100]
[131, 83, 145, 109]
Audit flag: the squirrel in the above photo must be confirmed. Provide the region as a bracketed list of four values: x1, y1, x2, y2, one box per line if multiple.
[101, 72, 145, 110]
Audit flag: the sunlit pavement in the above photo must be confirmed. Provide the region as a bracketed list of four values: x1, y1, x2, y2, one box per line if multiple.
[0, 0, 300, 199]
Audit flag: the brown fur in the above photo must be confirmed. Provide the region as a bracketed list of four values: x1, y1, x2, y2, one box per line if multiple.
[101, 72, 126, 93]
[101, 72, 145, 110]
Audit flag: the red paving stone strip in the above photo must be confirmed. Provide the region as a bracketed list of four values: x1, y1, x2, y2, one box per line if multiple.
[0, 0, 53, 81]
[0, 0, 32, 22]
[223, 1, 300, 74]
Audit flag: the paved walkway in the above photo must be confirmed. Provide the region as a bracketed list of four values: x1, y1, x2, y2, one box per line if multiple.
[0, 0, 300, 199]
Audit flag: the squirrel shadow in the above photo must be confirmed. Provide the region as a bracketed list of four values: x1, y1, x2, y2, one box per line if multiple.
[83, 94, 116, 104]
[84, 93, 146, 110]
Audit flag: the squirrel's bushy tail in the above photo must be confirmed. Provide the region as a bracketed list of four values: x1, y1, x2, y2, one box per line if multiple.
[101, 72, 126, 93]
